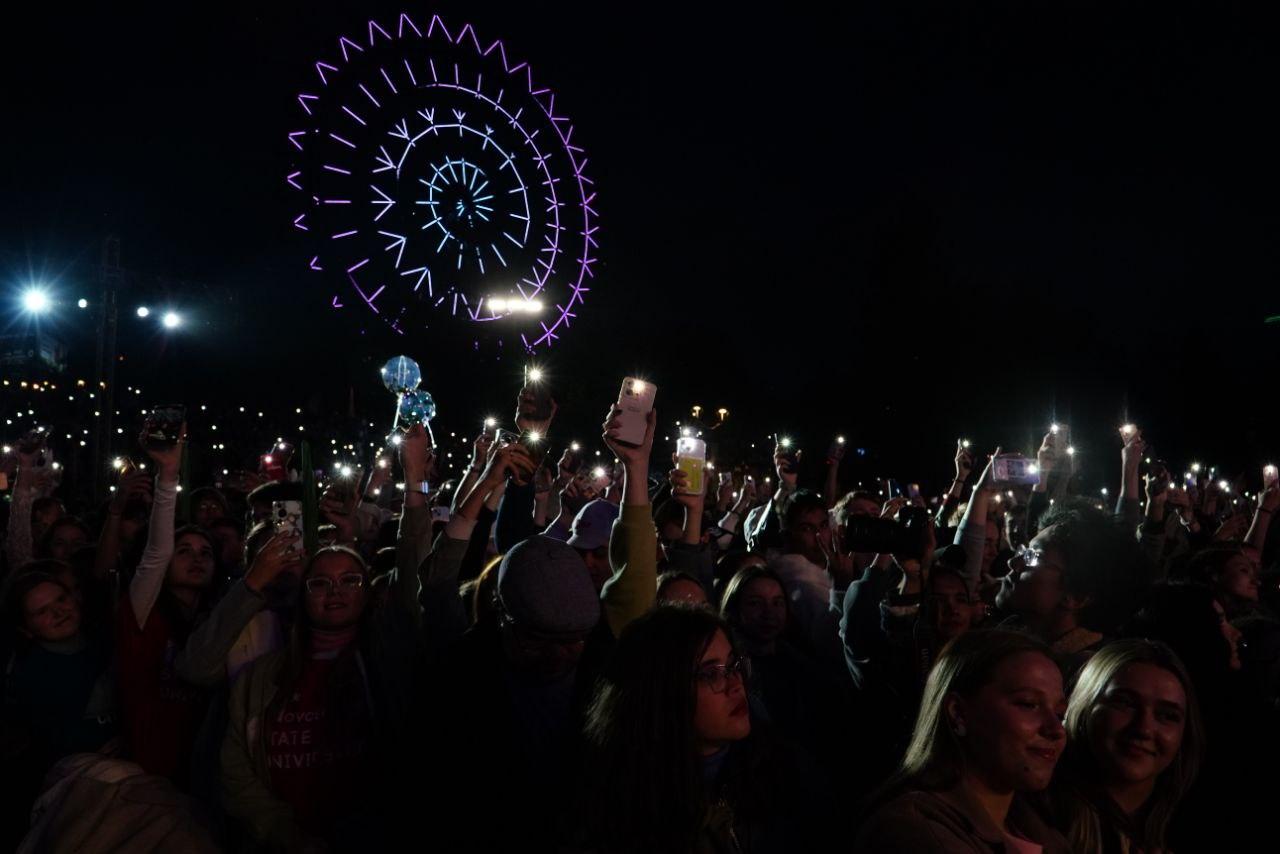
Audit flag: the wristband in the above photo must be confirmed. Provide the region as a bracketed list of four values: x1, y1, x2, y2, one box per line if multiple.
[409, 481, 431, 495]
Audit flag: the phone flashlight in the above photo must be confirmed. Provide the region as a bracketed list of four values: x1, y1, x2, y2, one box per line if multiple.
[837, 436, 846, 444]
[1191, 462, 1202, 474]
[1120, 424, 1138, 438]
[1265, 464, 1278, 480]
[484, 417, 497, 428]
[264, 455, 274, 465]
[1066, 446, 1076, 456]
[1050, 423, 1060, 435]
[527, 367, 544, 383]
[592, 466, 606, 479]
[1218, 480, 1230, 492]
[377, 458, 388, 469]
[960, 439, 971, 449]
[780, 437, 793, 448]
[571, 442, 581, 452]
[526, 430, 542, 443]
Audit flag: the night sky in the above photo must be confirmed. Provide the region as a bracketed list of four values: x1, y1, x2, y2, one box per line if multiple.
[3, 3, 1278, 487]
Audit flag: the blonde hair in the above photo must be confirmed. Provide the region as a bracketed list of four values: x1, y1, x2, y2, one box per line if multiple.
[1057, 639, 1203, 853]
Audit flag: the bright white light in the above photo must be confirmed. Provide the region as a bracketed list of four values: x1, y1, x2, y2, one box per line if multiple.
[1101, 488, 1109, 496]
[340, 465, 353, 478]
[1218, 480, 1230, 493]
[484, 417, 497, 428]
[136, 306, 150, 318]
[631, 380, 646, 394]
[526, 430, 542, 443]
[77, 298, 88, 309]
[1027, 464, 1039, 475]
[961, 439, 972, 449]
[162, 312, 181, 329]
[1066, 446, 1076, 456]
[780, 437, 793, 448]
[1120, 423, 1137, 438]
[527, 368, 544, 382]
[592, 467, 606, 479]
[263, 455, 273, 464]
[377, 458, 388, 469]
[837, 436, 846, 444]
[1050, 423, 1060, 434]
[570, 442, 581, 452]
[391, 435, 403, 446]
[1191, 462, 1202, 473]
[21, 289, 50, 313]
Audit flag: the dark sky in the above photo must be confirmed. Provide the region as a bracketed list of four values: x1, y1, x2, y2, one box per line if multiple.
[3, 2, 1278, 485]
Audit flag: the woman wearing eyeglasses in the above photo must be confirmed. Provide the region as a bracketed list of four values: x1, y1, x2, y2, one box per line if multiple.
[220, 545, 408, 852]
[577, 605, 825, 853]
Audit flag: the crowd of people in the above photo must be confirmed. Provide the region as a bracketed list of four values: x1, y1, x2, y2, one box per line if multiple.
[2, 373, 1278, 853]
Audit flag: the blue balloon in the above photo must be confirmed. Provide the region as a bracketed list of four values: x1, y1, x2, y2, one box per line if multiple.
[381, 355, 421, 394]
[397, 389, 437, 427]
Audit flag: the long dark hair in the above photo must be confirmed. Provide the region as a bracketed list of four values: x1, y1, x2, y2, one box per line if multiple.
[270, 546, 377, 734]
[582, 605, 737, 852]
[1055, 639, 1203, 853]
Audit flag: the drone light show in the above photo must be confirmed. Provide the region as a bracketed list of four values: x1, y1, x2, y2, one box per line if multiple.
[288, 13, 599, 353]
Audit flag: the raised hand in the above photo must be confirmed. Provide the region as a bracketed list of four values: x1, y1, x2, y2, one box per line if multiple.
[141, 422, 187, 482]
[110, 470, 154, 515]
[244, 531, 304, 594]
[602, 405, 655, 467]
[483, 442, 537, 487]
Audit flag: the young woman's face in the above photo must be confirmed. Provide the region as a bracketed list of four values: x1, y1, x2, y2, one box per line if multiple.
[1216, 554, 1260, 605]
[950, 651, 1066, 793]
[1213, 599, 1243, 670]
[692, 629, 751, 753]
[23, 581, 81, 642]
[304, 552, 368, 630]
[167, 532, 216, 590]
[736, 577, 787, 643]
[48, 524, 87, 562]
[1088, 662, 1187, 790]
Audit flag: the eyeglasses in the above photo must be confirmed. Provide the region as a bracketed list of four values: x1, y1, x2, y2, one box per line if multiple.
[1012, 545, 1047, 568]
[694, 654, 750, 694]
[304, 572, 365, 595]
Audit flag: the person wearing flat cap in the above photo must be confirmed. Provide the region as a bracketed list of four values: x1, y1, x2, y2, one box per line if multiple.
[425, 403, 659, 852]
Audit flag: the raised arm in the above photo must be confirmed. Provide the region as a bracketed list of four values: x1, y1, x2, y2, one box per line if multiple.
[954, 447, 1000, 598]
[600, 405, 658, 637]
[128, 428, 184, 630]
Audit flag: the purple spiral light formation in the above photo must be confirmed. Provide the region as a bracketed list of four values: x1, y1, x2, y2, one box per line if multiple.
[289, 13, 598, 352]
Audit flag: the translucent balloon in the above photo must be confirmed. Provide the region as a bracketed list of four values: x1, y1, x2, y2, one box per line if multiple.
[397, 389, 437, 428]
[380, 356, 421, 394]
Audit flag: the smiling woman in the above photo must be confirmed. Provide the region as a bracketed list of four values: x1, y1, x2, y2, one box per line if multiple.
[1051, 639, 1203, 854]
[855, 629, 1070, 852]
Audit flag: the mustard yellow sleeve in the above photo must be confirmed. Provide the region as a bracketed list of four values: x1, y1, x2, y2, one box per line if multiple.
[601, 502, 657, 637]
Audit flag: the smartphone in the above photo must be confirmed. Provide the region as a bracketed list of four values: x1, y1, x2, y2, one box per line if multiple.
[614, 377, 657, 447]
[562, 446, 584, 475]
[1265, 465, 1279, 490]
[774, 434, 799, 473]
[271, 500, 303, 539]
[886, 478, 903, 498]
[991, 454, 1041, 486]
[827, 436, 847, 462]
[676, 437, 707, 495]
[520, 366, 555, 421]
[142, 405, 185, 450]
[908, 483, 923, 503]
[519, 429, 549, 467]
[719, 471, 734, 488]
[259, 453, 288, 483]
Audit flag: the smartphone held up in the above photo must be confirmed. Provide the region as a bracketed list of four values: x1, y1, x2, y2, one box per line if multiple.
[613, 377, 656, 447]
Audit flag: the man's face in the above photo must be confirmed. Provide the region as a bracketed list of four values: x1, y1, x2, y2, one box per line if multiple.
[996, 524, 1069, 622]
[786, 508, 829, 564]
[194, 498, 225, 529]
[48, 524, 87, 562]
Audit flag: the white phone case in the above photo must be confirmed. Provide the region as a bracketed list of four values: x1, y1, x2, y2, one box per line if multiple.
[615, 377, 657, 446]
